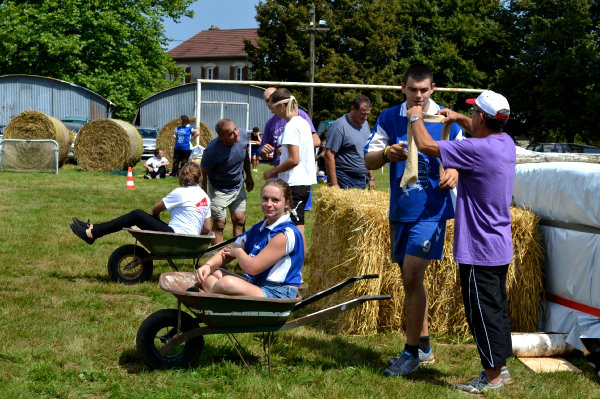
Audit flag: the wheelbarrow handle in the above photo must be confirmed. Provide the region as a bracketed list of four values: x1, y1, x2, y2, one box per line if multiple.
[293, 274, 379, 310]
[204, 235, 239, 254]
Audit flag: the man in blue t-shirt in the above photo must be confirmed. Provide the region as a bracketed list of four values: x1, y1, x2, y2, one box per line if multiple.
[201, 119, 254, 244]
[411, 90, 515, 394]
[364, 63, 463, 377]
[170, 115, 199, 177]
[325, 95, 376, 189]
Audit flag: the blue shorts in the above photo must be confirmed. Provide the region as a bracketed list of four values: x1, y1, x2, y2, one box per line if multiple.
[390, 220, 447, 263]
[251, 147, 260, 157]
[259, 281, 299, 299]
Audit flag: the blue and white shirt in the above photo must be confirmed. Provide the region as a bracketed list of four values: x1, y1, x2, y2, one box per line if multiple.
[174, 124, 196, 150]
[364, 99, 464, 223]
[235, 214, 304, 287]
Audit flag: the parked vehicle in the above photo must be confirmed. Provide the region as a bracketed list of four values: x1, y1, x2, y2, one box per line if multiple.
[526, 142, 600, 154]
[61, 117, 91, 161]
[136, 127, 158, 158]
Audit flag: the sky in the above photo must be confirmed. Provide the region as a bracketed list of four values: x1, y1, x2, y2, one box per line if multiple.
[162, 0, 261, 50]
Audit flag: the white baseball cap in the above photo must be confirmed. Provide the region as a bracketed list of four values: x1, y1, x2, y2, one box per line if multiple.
[466, 90, 510, 120]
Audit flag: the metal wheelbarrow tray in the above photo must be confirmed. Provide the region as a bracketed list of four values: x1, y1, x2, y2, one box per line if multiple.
[136, 271, 391, 370]
[107, 228, 234, 284]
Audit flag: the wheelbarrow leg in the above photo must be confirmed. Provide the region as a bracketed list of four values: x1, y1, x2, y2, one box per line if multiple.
[226, 333, 249, 367]
[166, 259, 179, 272]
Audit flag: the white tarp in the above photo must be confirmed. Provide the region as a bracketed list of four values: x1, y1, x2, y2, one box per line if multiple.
[513, 161, 600, 344]
[513, 162, 600, 228]
[542, 302, 600, 351]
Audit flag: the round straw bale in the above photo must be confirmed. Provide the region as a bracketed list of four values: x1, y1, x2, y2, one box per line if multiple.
[157, 117, 213, 163]
[3, 110, 71, 167]
[74, 119, 142, 172]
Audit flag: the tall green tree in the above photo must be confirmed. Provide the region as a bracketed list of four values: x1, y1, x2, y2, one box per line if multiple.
[497, 0, 600, 144]
[247, 0, 508, 124]
[0, 0, 194, 121]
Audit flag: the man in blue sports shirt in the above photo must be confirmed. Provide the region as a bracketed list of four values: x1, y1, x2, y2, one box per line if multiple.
[364, 63, 464, 377]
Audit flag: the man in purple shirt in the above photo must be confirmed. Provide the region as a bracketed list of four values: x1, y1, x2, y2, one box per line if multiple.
[409, 90, 516, 394]
[259, 87, 320, 167]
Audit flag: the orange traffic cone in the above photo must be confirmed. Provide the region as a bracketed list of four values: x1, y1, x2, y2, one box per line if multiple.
[125, 167, 135, 190]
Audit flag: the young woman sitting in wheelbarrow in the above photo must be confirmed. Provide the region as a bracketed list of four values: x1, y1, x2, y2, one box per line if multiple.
[70, 162, 211, 244]
[195, 178, 303, 299]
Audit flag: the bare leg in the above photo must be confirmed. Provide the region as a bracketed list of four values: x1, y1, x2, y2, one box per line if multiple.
[211, 219, 226, 244]
[401, 254, 430, 346]
[230, 211, 246, 238]
[204, 274, 264, 296]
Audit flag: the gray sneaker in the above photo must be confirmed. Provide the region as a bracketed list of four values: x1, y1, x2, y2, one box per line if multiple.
[384, 350, 420, 377]
[501, 366, 513, 385]
[388, 348, 435, 365]
[456, 371, 505, 394]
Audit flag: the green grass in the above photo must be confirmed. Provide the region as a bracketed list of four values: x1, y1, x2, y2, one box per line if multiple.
[0, 161, 598, 398]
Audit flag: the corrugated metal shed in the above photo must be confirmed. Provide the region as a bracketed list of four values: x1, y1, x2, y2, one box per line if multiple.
[0, 75, 113, 125]
[134, 83, 272, 135]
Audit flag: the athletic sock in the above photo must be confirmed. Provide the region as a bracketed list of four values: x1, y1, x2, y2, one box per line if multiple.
[404, 344, 419, 359]
[419, 336, 430, 353]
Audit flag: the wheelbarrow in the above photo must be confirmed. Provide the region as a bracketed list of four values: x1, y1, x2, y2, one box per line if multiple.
[107, 228, 235, 284]
[136, 271, 391, 370]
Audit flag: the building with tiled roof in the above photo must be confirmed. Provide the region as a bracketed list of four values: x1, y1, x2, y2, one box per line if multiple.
[167, 27, 258, 83]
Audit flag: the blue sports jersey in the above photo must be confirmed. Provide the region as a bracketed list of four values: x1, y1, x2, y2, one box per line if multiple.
[235, 214, 304, 287]
[174, 125, 196, 150]
[364, 100, 463, 223]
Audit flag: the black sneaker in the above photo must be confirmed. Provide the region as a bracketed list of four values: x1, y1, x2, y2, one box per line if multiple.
[72, 217, 89, 229]
[70, 223, 95, 245]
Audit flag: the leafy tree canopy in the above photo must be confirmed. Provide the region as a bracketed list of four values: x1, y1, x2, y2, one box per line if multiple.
[248, 0, 599, 145]
[0, 0, 194, 120]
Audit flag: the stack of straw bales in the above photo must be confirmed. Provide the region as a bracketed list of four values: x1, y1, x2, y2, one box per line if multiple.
[74, 119, 142, 172]
[3, 110, 71, 167]
[305, 187, 544, 337]
[156, 117, 213, 164]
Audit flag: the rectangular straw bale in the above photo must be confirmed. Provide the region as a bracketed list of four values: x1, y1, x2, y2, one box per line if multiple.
[306, 186, 544, 337]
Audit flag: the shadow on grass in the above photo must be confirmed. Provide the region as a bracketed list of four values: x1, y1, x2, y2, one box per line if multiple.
[118, 331, 449, 387]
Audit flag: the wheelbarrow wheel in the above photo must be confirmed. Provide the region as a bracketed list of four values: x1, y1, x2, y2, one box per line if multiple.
[136, 308, 203, 369]
[107, 244, 153, 284]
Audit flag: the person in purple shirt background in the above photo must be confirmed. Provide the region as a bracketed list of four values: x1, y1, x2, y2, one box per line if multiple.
[259, 87, 320, 167]
[409, 90, 516, 394]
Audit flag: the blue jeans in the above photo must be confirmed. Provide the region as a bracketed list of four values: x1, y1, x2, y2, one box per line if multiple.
[336, 170, 366, 189]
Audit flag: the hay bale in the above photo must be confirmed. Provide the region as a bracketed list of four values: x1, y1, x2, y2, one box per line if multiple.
[305, 187, 545, 336]
[157, 117, 213, 164]
[3, 110, 71, 167]
[74, 119, 142, 172]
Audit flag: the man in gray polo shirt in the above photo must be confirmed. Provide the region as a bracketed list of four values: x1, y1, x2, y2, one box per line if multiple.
[201, 119, 254, 244]
[324, 95, 376, 189]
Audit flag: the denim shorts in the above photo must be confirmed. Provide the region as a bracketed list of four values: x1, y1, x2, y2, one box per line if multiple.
[259, 281, 299, 299]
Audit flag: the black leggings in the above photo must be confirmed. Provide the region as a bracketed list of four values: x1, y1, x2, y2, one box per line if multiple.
[91, 209, 174, 239]
[171, 149, 192, 176]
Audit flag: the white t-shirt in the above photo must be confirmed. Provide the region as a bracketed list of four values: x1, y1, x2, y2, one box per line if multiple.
[278, 116, 317, 186]
[145, 156, 168, 171]
[162, 185, 211, 235]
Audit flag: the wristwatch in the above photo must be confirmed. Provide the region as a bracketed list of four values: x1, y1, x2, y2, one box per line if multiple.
[409, 115, 423, 124]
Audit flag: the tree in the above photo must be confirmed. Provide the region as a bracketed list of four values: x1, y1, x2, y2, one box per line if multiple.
[494, 0, 600, 144]
[247, 0, 508, 125]
[0, 0, 195, 121]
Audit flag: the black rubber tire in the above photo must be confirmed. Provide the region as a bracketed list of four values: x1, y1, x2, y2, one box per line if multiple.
[136, 309, 203, 369]
[107, 244, 154, 284]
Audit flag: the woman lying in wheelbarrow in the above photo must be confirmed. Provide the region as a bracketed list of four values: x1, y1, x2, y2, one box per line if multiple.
[195, 178, 303, 299]
[70, 162, 211, 244]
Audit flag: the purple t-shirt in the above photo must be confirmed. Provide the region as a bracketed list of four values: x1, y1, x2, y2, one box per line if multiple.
[260, 109, 316, 166]
[438, 133, 516, 266]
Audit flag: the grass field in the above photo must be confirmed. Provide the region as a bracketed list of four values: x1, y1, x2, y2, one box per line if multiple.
[0, 161, 598, 398]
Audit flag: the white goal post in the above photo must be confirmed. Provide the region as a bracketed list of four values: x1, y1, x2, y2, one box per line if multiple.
[0, 139, 60, 174]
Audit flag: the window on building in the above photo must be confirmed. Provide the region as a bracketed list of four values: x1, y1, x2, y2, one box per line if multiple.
[235, 66, 243, 81]
[206, 67, 214, 80]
